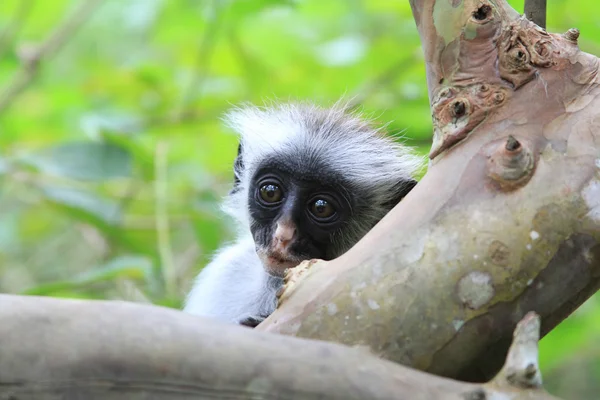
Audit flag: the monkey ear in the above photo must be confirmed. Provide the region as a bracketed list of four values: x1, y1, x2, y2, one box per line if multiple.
[230, 142, 244, 194]
[382, 179, 418, 210]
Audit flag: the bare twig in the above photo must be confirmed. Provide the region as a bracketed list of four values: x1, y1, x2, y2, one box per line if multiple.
[492, 312, 543, 389]
[174, 0, 229, 119]
[524, 0, 547, 29]
[0, 0, 105, 115]
[154, 141, 177, 297]
[347, 55, 417, 109]
[140, 107, 222, 128]
[0, 0, 35, 58]
[227, 27, 275, 95]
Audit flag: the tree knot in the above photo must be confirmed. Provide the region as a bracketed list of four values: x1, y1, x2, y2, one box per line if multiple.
[429, 83, 510, 159]
[486, 135, 537, 192]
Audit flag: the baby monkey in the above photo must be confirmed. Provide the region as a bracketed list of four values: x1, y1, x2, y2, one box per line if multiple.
[183, 101, 423, 327]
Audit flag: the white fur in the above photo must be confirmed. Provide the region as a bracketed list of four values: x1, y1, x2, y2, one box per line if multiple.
[222, 101, 425, 231]
[184, 234, 281, 324]
[184, 100, 425, 324]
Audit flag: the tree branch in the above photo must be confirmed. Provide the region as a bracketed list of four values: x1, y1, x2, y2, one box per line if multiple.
[154, 141, 177, 296]
[524, 0, 547, 29]
[0, 0, 34, 58]
[257, 0, 600, 383]
[0, 0, 105, 115]
[346, 55, 417, 109]
[173, 0, 228, 119]
[0, 295, 561, 399]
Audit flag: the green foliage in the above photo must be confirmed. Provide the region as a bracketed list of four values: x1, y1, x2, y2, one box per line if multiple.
[23, 255, 153, 296]
[23, 141, 133, 181]
[0, 1, 598, 397]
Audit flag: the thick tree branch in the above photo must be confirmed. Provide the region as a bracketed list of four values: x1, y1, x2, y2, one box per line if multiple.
[257, 0, 600, 383]
[0, 0, 104, 115]
[0, 295, 560, 399]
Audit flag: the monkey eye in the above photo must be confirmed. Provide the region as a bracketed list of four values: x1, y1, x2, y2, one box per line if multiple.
[259, 183, 283, 204]
[309, 198, 336, 220]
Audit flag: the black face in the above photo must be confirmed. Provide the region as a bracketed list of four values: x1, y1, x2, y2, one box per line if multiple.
[248, 161, 354, 270]
[244, 151, 417, 277]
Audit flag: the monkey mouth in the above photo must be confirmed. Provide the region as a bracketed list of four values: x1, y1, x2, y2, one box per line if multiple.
[267, 254, 298, 267]
[259, 249, 303, 276]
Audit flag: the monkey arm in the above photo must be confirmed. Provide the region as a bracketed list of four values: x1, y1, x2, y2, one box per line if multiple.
[183, 238, 267, 323]
[239, 315, 268, 328]
[183, 236, 279, 326]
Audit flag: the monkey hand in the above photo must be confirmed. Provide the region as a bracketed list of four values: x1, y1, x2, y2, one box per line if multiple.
[276, 259, 322, 306]
[239, 315, 268, 328]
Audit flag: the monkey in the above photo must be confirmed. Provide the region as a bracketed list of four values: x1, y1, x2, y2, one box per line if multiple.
[183, 101, 424, 327]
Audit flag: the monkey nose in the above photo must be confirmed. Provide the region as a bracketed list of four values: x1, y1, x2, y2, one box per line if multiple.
[275, 238, 291, 249]
[274, 222, 296, 247]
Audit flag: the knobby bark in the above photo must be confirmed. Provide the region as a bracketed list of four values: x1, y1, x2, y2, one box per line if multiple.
[257, 0, 600, 383]
[0, 295, 560, 399]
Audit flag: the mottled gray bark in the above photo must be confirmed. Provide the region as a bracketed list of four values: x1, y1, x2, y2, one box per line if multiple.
[258, 0, 600, 383]
[0, 295, 559, 399]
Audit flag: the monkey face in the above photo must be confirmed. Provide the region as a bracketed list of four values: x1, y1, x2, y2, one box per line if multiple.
[248, 165, 354, 277]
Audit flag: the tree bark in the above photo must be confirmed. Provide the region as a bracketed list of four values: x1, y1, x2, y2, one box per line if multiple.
[0, 295, 560, 399]
[257, 0, 600, 383]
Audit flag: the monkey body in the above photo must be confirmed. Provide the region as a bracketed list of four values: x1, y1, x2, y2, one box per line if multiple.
[184, 235, 281, 325]
[184, 101, 423, 326]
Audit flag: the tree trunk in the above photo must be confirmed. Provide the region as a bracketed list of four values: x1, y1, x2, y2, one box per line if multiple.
[257, 0, 600, 383]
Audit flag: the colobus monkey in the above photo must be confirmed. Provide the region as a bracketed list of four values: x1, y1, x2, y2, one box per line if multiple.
[183, 101, 424, 327]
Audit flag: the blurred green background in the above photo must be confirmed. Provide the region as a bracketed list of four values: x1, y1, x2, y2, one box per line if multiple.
[0, 0, 598, 398]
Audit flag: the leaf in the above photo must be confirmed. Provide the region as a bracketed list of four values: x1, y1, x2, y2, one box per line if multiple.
[79, 112, 142, 139]
[314, 35, 368, 67]
[192, 190, 228, 257]
[0, 212, 21, 253]
[81, 255, 154, 281]
[21, 141, 133, 181]
[100, 131, 155, 180]
[22, 255, 153, 295]
[0, 155, 8, 175]
[230, 0, 297, 17]
[154, 296, 183, 309]
[39, 291, 106, 300]
[41, 186, 122, 226]
[37, 185, 154, 257]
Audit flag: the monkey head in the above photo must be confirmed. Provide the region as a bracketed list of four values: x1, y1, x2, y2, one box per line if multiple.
[221, 102, 424, 278]
[247, 152, 418, 277]
[247, 160, 358, 276]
